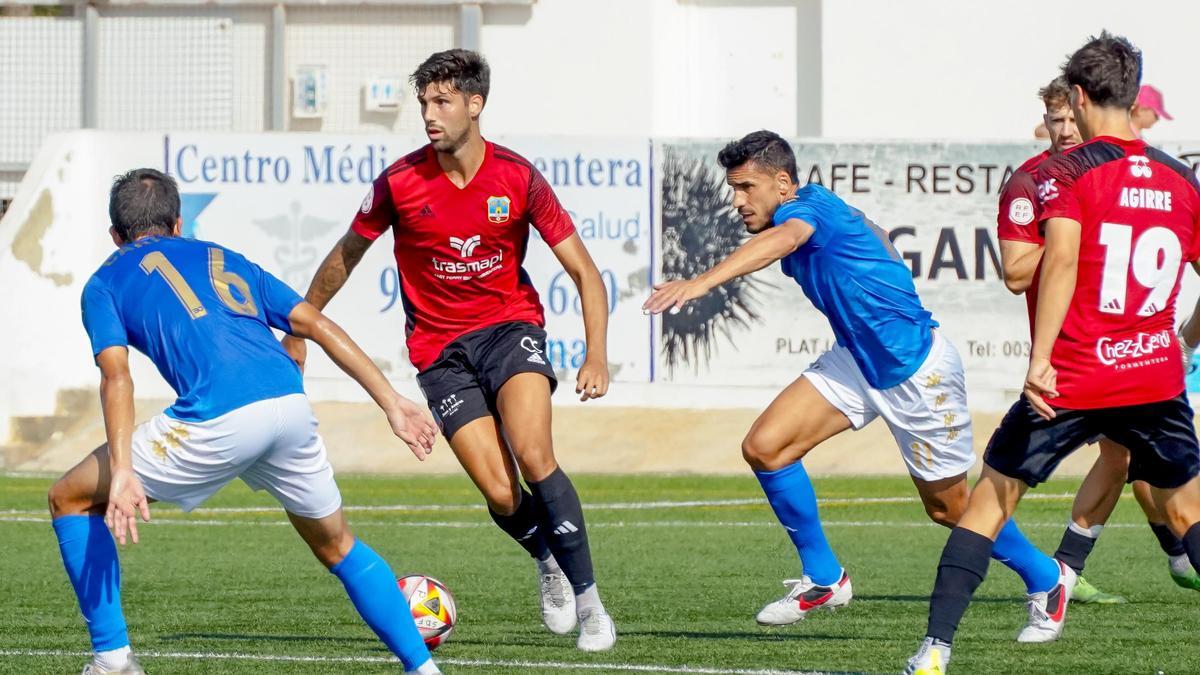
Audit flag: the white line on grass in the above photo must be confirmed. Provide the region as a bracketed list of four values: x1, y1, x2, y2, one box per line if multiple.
[0, 491, 1091, 517]
[0, 649, 845, 675]
[0, 515, 1150, 530]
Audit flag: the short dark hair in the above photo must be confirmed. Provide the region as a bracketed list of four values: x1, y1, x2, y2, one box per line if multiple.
[410, 49, 490, 103]
[108, 168, 180, 242]
[1063, 31, 1142, 110]
[1039, 76, 1070, 110]
[717, 130, 798, 183]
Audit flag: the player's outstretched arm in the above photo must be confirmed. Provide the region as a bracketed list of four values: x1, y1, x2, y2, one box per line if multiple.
[1026, 216, 1081, 419]
[95, 346, 151, 545]
[551, 233, 610, 401]
[643, 217, 813, 315]
[998, 240, 1045, 294]
[286, 301, 437, 459]
[282, 230, 374, 371]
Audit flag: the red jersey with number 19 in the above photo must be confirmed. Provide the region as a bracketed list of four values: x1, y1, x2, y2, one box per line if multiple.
[351, 142, 576, 371]
[1035, 136, 1200, 409]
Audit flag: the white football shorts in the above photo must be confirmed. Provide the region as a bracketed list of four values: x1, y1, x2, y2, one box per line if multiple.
[131, 393, 342, 518]
[801, 330, 975, 481]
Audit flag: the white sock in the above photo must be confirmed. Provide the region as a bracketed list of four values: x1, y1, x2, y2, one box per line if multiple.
[407, 658, 442, 675]
[575, 583, 603, 613]
[537, 554, 560, 575]
[1068, 521, 1103, 539]
[93, 646, 133, 671]
[1169, 553, 1194, 576]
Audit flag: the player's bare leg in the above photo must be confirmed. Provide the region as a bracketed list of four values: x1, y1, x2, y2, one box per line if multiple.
[1140, 477, 1200, 589]
[742, 376, 855, 625]
[496, 372, 614, 651]
[446, 412, 577, 637]
[1053, 440, 1129, 602]
[287, 509, 439, 674]
[48, 444, 145, 675]
[1136, 477, 1200, 585]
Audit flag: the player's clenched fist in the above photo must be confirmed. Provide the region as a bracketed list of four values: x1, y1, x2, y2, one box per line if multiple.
[1023, 356, 1059, 421]
[642, 278, 711, 315]
[576, 357, 610, 401]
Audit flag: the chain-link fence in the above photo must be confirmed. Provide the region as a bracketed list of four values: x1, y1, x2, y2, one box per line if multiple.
[0, 0, 482, 199]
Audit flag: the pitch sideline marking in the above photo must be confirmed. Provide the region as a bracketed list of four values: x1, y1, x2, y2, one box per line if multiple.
[0, 515, 1150, 530]
[0, 648, 848, 675]
[0, 491, 1093, 517]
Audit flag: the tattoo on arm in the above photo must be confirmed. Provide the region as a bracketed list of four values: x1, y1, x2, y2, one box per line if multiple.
[307, 231, 372, 309]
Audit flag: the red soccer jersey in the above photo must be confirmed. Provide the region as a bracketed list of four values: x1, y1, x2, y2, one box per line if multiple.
[1035, 136, 1200, 409]
[997, 149, 1051, 331]
[351, 142, 576, 371]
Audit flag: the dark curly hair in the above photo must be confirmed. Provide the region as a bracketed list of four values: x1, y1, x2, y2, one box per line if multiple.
[410, 49, 490, 103]
[1063, 31, 1141, 110]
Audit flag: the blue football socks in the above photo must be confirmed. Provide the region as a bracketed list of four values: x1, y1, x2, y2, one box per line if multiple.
[755, 462, 842, 586]
[331, 539, 432, 671]
[992, 519, 1060, 594]
[52, 515, 130, 652]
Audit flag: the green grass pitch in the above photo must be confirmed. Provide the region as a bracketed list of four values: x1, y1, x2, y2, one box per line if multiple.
[1, 473, 1197, 674]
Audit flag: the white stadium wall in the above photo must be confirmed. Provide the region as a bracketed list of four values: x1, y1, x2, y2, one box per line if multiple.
[5, 130, 1200, 441]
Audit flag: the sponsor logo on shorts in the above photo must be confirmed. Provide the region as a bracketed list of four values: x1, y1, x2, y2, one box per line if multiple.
[438, 393, 464, 418]
[520, 335, 547, 365]
[1096, 329, 1173, 367]
[1008, 197, 1035, 225]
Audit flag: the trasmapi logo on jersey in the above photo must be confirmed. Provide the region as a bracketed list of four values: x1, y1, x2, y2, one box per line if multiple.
[487, 196, 511, 223]
[450, 235, 481, 258]
[1096, 329, 1172, 367]
[432, 234, 504, 279]
[1129, 155, 1153, 178]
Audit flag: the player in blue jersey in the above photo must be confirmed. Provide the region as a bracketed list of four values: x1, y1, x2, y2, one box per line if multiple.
[48, 169, 443, 675]
[644, 131, 1072, 640]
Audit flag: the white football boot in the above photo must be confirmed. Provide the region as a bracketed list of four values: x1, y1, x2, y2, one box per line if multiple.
[80, 656, 145, 675]
[538, 563, 577, 634]
[576, 606, 617, 652]
[755, 570, 853, 626]
[1017, 560, 1077, 643]
[903, 636, 951, 675]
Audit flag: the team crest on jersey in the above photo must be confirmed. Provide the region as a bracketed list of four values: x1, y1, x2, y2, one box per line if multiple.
[487, 196, 511, 223]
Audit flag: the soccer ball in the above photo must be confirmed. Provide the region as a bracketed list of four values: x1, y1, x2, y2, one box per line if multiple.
[397, 574, 457, 650]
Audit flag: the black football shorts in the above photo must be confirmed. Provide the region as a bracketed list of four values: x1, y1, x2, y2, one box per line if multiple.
[984, 392, 1200, 489]
[416, 321, 558, 441]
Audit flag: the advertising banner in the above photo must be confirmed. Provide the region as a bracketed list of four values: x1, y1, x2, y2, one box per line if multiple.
[657, 141, 1200, 405]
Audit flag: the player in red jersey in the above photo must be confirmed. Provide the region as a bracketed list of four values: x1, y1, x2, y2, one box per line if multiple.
[1001, 78, 1200, 604]
[908, 33, 1200, 674]
[284, 50, 617, 651]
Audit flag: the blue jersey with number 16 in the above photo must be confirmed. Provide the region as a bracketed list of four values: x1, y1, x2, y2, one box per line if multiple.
[81, 236, 305, 422]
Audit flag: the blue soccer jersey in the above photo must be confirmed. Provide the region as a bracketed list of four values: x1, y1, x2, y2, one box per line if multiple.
[776, 184, 936, 389]
[81, 236, 305, 421]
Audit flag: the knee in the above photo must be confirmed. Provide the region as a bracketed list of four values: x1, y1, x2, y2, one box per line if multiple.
[923, 496, 964, 528]
[482, 481, 522, 516]
[47, 480, 78, 519]
[514, 447, 558, 483]
[742, 433, 810, 472]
